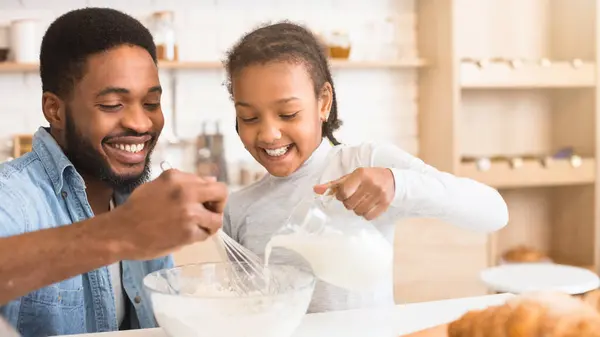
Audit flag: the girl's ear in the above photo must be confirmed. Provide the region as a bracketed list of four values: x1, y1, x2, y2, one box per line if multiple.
[318, 82, 333, 122]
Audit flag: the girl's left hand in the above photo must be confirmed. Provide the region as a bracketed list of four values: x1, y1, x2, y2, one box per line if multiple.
[313, 167, 395, 221]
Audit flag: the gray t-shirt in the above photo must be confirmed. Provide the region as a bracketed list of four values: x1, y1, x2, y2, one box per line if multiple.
[223, 140, 508, 313]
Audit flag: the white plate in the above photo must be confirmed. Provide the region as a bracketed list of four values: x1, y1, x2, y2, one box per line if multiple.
[480, 263, 600, 295]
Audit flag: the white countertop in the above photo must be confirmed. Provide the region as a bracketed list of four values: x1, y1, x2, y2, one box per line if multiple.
[67, 293, 513, 337]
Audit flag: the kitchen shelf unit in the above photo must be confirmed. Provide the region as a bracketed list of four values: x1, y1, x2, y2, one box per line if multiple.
[457, 157, 596, 189]
[415, 0, 600, 300]
[460, 60, 596, 88]
[0, 59, 427, 73]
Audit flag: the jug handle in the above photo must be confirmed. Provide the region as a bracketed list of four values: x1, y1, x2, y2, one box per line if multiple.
[318, 187, 337, 207]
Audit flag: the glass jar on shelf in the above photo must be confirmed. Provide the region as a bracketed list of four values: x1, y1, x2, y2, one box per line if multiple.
[150, 10, 178, 62]
[327, 30, 351, 60]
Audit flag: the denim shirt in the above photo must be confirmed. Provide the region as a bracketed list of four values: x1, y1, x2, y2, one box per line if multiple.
[0, 127, 173, 336]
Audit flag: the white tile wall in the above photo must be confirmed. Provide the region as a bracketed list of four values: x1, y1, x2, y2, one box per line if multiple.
[0, 0, 418, 184]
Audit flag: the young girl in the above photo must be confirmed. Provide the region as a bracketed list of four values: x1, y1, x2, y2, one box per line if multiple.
[221, 21, 509, 313]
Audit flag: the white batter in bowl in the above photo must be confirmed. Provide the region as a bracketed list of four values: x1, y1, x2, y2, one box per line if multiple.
[143, 262, 315, 337]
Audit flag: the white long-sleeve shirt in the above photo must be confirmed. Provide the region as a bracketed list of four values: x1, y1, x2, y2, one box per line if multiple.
[223, 140, 508, 313]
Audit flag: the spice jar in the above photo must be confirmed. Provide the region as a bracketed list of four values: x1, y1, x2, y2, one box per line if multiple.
[327, 30, 351, 59]
[150, 11, 178, 61]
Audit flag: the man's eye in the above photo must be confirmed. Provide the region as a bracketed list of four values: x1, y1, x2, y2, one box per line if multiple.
[145, 103, 161, 110]
[99, 104, 122, 111]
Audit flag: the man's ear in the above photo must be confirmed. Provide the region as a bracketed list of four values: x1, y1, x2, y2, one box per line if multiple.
[42, 92, 66, 131]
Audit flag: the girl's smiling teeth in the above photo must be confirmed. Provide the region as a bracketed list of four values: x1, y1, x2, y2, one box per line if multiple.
[264, 144, 292, 157]
[110, 143, 145, 153]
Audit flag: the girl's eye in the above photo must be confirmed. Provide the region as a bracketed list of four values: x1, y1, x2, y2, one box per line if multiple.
[239, 116, 258, 123]
[280, 111, 300, 120]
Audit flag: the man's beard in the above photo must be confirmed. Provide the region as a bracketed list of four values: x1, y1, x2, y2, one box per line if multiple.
[63, 108, 156, 194]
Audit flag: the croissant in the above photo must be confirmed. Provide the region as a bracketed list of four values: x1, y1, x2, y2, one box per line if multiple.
[448, 291, 600, 337]
[582, 289, 600, 313]
[501, 246, 550, 264]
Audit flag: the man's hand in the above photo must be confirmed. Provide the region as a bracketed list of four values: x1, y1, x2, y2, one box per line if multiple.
[110, 169, 228, 260]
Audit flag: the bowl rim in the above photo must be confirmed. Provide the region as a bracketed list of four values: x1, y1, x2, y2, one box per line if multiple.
[143, 261, 316, 300]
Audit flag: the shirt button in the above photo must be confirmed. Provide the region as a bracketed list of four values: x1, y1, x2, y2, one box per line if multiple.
[134, 295, 142, 304]
[61, 191, 68, 199]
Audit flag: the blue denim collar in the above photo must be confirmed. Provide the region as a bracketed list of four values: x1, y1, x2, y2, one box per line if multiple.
[31, 127, 84, 196]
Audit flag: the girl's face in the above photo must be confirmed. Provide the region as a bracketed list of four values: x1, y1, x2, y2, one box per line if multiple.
[232, 61, 332, 177]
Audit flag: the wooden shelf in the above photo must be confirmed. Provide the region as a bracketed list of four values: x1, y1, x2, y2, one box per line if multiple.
[0, 58, 427, 73]
[329, 59, 427, 68]
[458, 158, 596, 189]
[460, 61, 596, 89]
[161, 59, 427, 69]
[0, 62, 37, 72]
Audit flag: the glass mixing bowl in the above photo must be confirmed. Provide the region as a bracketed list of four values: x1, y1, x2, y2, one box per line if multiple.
[143, 262, 316, 337]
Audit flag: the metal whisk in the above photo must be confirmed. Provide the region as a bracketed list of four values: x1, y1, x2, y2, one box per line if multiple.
[214, 229, 278, 296]
[158, 161, 277, 296]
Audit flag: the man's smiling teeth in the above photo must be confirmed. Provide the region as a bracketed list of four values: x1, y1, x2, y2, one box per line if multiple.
[111, 143, 145, 153]
[264, 145, 290, 157]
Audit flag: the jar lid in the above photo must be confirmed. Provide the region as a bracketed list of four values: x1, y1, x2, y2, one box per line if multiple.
[152, 11, 174, 21]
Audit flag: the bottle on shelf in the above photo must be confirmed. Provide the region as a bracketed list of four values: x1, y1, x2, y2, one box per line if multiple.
[0, 25, 8, 62]
[150, 11, 178, 62]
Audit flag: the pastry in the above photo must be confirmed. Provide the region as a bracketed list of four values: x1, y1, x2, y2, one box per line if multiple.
[582, 289, 600, 312]
[501, 246, 551, 264]
[448, 291, 600, 337]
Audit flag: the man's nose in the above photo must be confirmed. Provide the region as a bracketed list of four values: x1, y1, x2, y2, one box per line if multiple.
[121, 105, 152, 133]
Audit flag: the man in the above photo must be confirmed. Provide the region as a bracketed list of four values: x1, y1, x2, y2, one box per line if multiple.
[0, 7, 227, 336]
